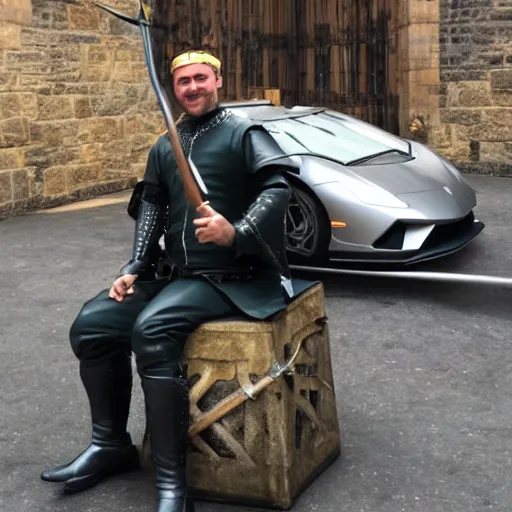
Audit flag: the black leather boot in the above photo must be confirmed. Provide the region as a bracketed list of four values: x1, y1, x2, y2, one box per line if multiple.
[41, 355, 140, 493]
[141, 372, 195, 512]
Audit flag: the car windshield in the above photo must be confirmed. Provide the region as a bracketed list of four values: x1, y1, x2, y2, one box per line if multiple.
[264, 111, 410, 165]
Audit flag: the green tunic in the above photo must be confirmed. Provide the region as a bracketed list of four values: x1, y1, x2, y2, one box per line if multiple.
[141, 108, 315, 319]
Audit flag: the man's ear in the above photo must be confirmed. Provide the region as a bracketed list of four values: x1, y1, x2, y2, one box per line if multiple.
[216, 74, 223, 89]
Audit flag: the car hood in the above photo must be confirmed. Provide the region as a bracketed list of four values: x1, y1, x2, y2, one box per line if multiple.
[344, 143, 461, 195]
[295, 146, 477, 215]
[298, 142, 467, 195]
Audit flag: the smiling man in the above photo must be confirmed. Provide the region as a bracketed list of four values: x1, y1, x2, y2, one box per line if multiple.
[41, 50, 314, 512]
[172, 52, 221, 116]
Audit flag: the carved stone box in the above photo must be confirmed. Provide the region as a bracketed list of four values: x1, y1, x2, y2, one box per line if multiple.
[181, 282, 341, 510]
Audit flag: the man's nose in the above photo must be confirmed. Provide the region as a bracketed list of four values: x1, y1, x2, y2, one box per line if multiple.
[188, 80, 199, 92]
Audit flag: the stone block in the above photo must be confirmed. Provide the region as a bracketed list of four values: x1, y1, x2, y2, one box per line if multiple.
[27, 167, 43, 197]
[20, 75, 54, 92]
[85, 83, 111, 97]
[466, 127, 510, 145]
[468, 140, 480, 162]
[407, 25, 440, 71]
[46, 62, 80, 83]
[437, 143, 470, 162]
[12, 167, 29, 200]
[408, 68, 440, 87]
[47, 45, 82, 63]
[492, 91, 512, 107]
[88, 45, 111, 64]
[67, 5, 100, 31]
[456, 162, 512, 177]
[408, 0, 440, 24]
[99, 93, 136, 116]
[81, 143, 105, 163]
[481, 108, 512, 126]
[116, 50, 132, 61]
[102, 169, 139, 180]
[491, 70, 512, 91]
[24, 144, 82, 168]
[111, 61, 133, 82]
[472, 109, 512, 142]
[0, 72, 20, 93]
[67, 164, 100, 190]
[0, 148, 23, 169]
[440, 108, 482, 126]
[29, 120, 79, 146]
[6, 50, 47, 66]
[0, 23, 21, 50]
[131, 66, 152, 82]
[21, 28, 100, 48]
[429, 124, 453, 149]
[1, 117, 29, 147]
[0, 93, 21, 118]
[0, 0, 32, 25]
[76, 93, 134, 118]
[74, 98, 94, 119]
[31, 3, 68, 31]
[122, 116, 140, 137]
[142, 283, 341, 510]
[0, 171, 12, 204]
[479, 142, 512, 163]
[446, 81, 492, 108]
[77, 118, 123, 144]
[123, 113, 165, 138]
[37, 96, 74, 121]
[21, 93, 38, 119]
[128, 134, 156, 157]
[109, 16, 139, 36]
[44, 166, 67, 196]
[80, 62, 112, 82]
[45, 83, 88, 96]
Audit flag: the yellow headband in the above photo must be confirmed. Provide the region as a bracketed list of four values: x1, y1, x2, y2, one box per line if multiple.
[170, 51, 221, 74]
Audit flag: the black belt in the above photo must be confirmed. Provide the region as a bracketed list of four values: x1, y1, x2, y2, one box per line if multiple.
[156, 262, 255, 283]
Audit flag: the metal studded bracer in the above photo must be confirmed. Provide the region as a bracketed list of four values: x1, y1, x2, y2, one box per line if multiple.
[120, 199, 162, 276]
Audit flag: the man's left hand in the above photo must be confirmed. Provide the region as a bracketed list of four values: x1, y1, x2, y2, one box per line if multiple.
[193, 203, 235, 246]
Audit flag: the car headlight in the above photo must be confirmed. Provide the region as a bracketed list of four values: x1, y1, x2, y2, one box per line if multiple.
[356, 185, 409, 208]
[336, 177, 409, 209]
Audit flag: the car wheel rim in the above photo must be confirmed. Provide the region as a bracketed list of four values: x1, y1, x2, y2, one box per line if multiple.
[285, 190, 318, 257]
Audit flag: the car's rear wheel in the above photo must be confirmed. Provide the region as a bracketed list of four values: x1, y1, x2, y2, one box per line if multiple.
[285, 186, 330, 261]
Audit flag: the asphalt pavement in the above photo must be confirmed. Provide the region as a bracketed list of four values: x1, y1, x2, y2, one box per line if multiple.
[0, 174, 511, 512]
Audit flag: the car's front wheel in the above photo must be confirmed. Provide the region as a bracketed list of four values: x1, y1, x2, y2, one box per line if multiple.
[285, 186, 330, 261]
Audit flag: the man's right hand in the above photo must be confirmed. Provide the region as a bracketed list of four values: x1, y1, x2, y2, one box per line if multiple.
[109, 274, 137, 302]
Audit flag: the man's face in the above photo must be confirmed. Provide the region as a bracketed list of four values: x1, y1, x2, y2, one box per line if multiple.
[172, 63, 222, 117]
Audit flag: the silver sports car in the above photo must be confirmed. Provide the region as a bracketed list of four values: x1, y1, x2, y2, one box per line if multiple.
[225, 100, 484, 267]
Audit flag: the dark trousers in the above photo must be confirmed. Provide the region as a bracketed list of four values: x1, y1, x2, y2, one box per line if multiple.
[70, 277, 240, 375]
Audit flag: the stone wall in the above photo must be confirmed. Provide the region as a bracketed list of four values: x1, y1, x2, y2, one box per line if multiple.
[0, 0, 163, 219]
[435, 0, 512, 175]
[1, 0, 511, 219]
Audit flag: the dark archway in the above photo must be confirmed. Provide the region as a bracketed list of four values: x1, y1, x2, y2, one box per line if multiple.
[149, 0, 399, 133]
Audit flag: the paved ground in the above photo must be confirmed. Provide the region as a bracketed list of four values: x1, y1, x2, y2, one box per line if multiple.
[0, 174, 511, 512]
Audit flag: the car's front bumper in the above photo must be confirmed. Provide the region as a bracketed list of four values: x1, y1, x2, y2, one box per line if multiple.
[326, 217, 485, 266]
